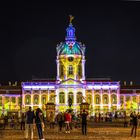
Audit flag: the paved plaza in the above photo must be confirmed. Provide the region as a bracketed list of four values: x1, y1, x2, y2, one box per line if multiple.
[0, 123, 140, 140]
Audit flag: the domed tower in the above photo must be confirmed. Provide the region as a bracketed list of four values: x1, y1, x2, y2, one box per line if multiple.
[56, 16, 86, 82]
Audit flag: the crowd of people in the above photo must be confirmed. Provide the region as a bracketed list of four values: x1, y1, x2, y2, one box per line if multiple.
[0, 109, 140, 139]
[0, 107, 88, 139]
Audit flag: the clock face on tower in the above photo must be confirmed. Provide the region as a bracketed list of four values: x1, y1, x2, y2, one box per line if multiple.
[68, 57, 74, 62]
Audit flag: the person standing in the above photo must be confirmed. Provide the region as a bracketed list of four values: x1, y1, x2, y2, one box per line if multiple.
[57, 112, 63, 132]
[25, 106, 35, 140]
[81, 109, 88, 135]
[130, 112, 133, 126]
[64, 111, 71, 133]
[20, 113, 25, 130]
[130, 111, 138, 137]
[35, 108, 45, 140]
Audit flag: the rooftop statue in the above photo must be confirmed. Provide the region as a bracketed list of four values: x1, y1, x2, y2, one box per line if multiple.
[69, 15, 74, 24]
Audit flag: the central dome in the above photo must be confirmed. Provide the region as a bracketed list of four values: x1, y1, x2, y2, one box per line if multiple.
[56, 23, 86, 56]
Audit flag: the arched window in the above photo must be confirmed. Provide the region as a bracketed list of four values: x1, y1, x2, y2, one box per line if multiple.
[42, 95, 46, 104]
[49, 94, 55, 103]
[25, 95, 31, 105]
[87, 94, 92, 104]
[68, 92, 73, 103]
[77, 92, 82, 103]
[68, 65, 73, 75]
[103, 94, 108, 104]
[95, 95, 100, 104]
[34, 95, 39, 105]
[59, 92, 65, 103]
[111, 94, 117, 104]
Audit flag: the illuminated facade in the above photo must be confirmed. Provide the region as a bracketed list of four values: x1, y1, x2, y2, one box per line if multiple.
[0, 19, 140, 115]
[0, 83, 22, 115]
[22, 20, 121, 114]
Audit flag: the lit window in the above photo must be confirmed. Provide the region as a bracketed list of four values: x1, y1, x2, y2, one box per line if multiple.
[103, 95, 108, 104]
[68, 65, 73, 75]
[112, 95, 117, 104]
[34, 95, 39, 105]
[95, 95, 100, 104]
[25, 95, 31, 105]
[68, 92, 73, 103]
[87, 95, 92, 104]
[77, 92, 82, 103]
[42, 96, 46, 104]
[59, 92, 65, 103]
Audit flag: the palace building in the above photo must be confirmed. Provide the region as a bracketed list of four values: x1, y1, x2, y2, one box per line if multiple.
[21, 20, 121, 114]
[0, 18, 140, 115]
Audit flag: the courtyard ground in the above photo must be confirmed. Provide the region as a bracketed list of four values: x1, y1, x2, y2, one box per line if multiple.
[0, 122, 140, 140]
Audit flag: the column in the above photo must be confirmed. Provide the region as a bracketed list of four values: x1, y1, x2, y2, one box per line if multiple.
[55, 89, 59, 112]
[82, 88, 86, 103]
[31, 90, 33, 109]
[117, 88, 120, 110]
[65, 88, 68, 107]
[74, 88, 77, 112]
[45, 91, 47, 104]
[92, 89, 94, 115]
[39, 90, 42, 108]
[47, 90, 50, 102]
[92, 90, 94, 106]
[55, 90, 59, 105]
[82, 59, 85, 80]
[22, 89, 25, 110]
[16, 97, 18, 110]
[108, 89, 111, 111]
[100, 89, 103, 112]
[56, 59, 60, 80]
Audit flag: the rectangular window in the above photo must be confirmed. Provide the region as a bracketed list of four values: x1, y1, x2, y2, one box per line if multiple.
[68, 65, 73, 75]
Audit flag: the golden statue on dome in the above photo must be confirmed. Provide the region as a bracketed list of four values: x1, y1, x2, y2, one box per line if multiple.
[69, 15, 74, 24]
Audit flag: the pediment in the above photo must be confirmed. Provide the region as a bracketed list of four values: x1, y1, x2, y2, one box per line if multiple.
[59, 78, 82, 85]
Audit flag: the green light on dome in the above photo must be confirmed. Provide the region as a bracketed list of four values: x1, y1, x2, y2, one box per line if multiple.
[61, 43, 82, 55]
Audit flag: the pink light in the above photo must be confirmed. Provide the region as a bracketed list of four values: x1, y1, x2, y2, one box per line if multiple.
[87, 85, 119, 89]
[23, 85, 55, 89]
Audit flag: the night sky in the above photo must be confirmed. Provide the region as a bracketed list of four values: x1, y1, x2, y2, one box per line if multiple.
[0, 1, 140, 84]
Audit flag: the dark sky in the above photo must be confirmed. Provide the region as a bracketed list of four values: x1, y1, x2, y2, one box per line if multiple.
[0, 1, 140, 84]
